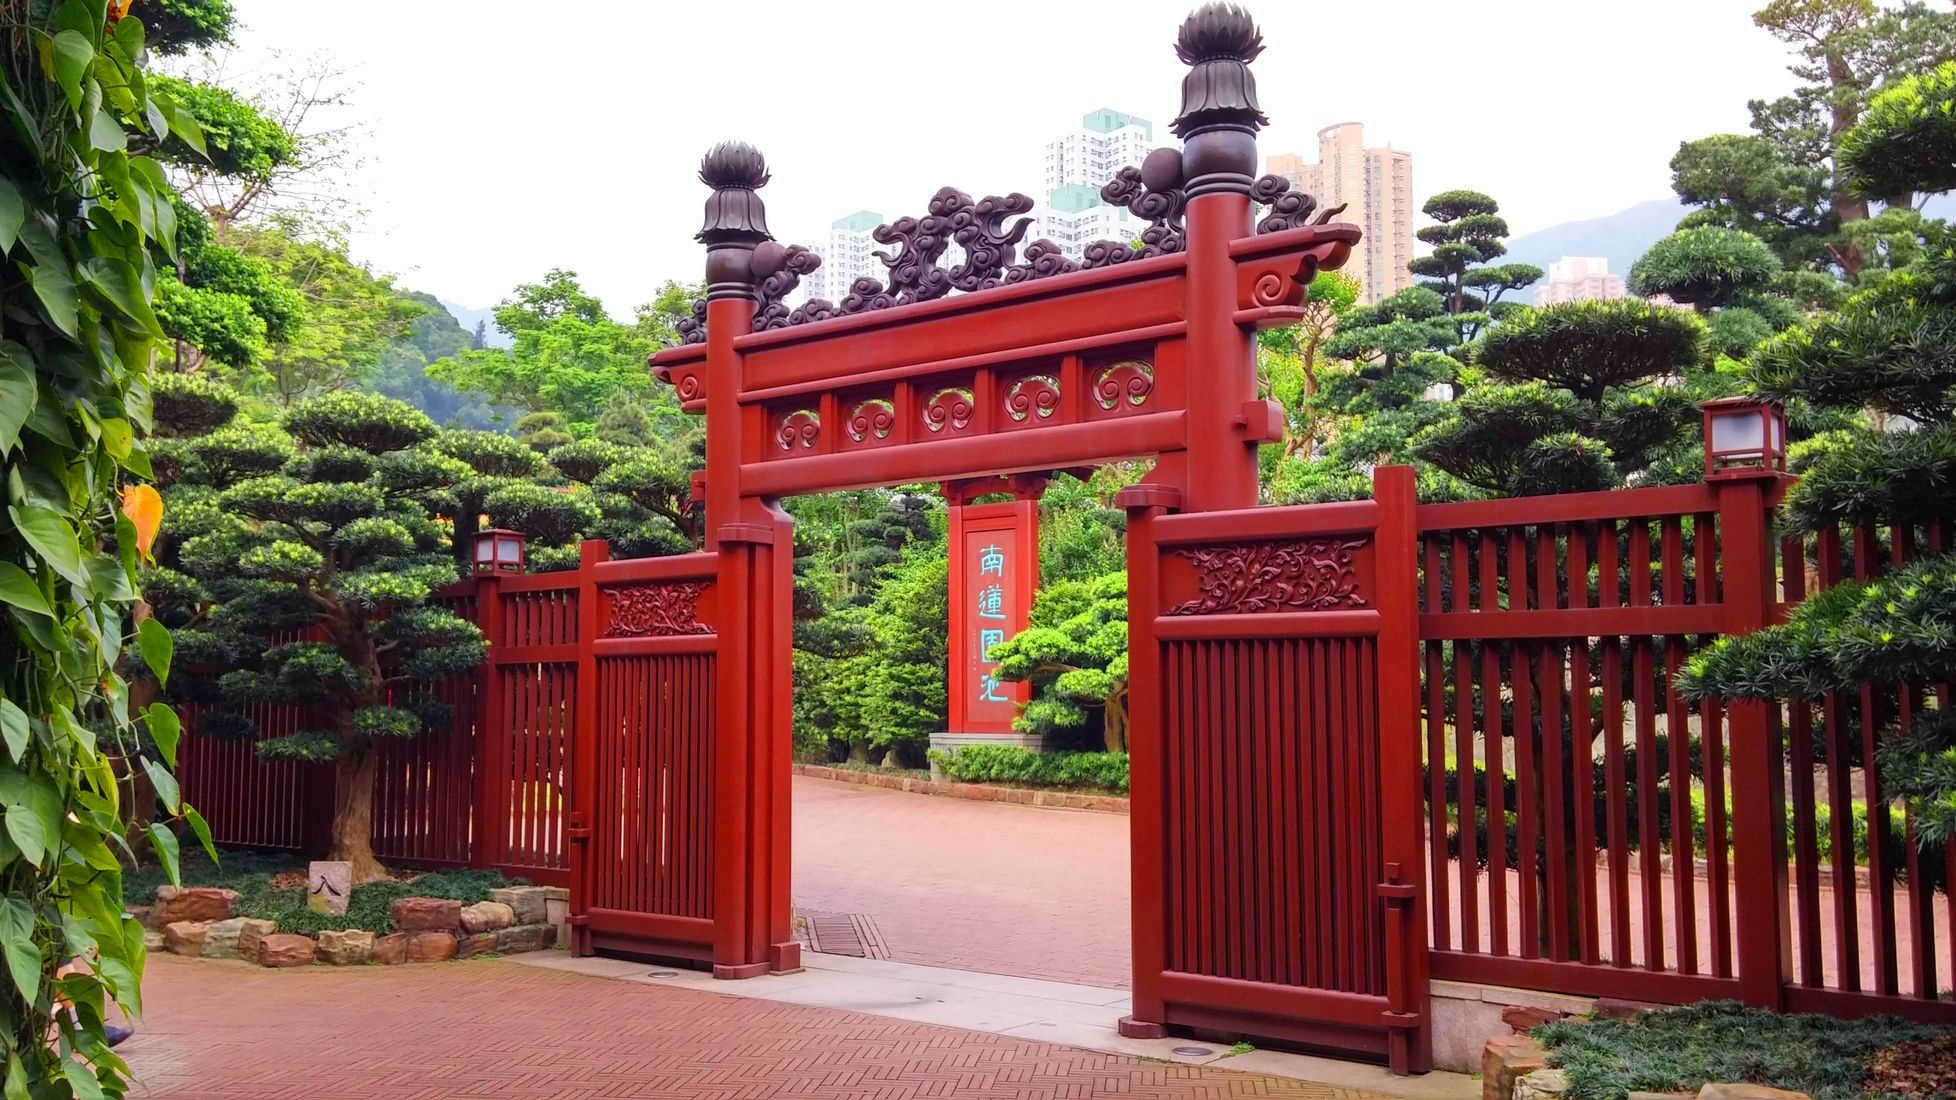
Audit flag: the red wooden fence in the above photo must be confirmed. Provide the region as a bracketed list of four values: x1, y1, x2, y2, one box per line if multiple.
[1418, 475, 1956, 1024]
[179, 476, 1956, 1027]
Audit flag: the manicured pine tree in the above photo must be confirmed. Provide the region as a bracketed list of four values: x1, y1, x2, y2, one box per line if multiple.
[147, 391, 486, 882]
[1683, 60, 1956, 844]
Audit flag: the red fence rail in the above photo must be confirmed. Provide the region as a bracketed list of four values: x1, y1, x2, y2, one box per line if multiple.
[1418, 478, 1956, 1023]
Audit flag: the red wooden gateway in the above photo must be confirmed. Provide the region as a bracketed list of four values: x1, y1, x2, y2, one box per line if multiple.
[640, 1, 1432, 1072]
[179, 0, 1956, 1075]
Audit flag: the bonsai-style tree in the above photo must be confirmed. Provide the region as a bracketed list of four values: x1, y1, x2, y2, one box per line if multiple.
[1629, 226, 1783, 311]
[150, 392, 486, 882]
[1411, 299, 1711, 497]
[990, 573, 1130, 753]
[1324, 287, 1465, 374]
[1406, 190, 1541, 334]
[1685, 62, 1956, 844]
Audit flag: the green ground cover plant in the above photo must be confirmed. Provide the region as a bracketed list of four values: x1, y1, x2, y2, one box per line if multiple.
[1534, 1001, 1950, 1100]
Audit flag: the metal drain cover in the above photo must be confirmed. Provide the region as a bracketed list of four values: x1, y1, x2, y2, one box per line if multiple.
[1173, 1046, 1213, 1057]
[647, 970, 679, 978]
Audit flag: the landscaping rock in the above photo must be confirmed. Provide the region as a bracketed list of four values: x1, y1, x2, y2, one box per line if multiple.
[257, 934, 314, 968]
[1627, 1094, 1694, 1100]
[1503, 1006, 1565, 1031]
[459, 901, 514, 934]
[1594, 997, 1664, 1020]
[1515, 1069, 1569, 1100]
[491, 886, 549, 925]
[457, 932, 497, 958]
[371, 933, 408, 965]
[200, 917, 247, 959]
[127, 905, 150, 928]
[142, 930, 165, 952]
[235, 918, 277, 961]
[494, 923, 554, 954]
[389, 897, 461, 933]
[407, 932, 457, 963]
[163, 920, 209, 956]
[155, 886, 238, 924]
[314, 929, 374, 966]
[306, 860, 352, 914]
[1696, 1087, 1812, 1100]
[1483, 1035, 1547, 1100]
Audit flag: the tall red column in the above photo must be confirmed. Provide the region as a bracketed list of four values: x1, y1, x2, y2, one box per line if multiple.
[695, 142, 800, 979]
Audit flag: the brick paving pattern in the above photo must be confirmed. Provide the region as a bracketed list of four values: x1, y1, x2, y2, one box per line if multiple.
[792, 775, 1131, 988]
[127, 954, 1389, 1099]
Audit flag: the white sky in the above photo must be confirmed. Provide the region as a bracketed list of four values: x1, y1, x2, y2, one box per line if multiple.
[218, 0, 1799, 315]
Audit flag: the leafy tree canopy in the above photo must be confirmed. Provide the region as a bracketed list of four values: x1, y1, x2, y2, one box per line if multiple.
[1628, 226, 1785, 310]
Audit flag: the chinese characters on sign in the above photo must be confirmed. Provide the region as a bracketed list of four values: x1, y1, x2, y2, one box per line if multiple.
[966, 529, 1019, 724]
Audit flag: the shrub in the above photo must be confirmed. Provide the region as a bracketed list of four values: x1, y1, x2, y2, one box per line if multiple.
[1534, 1001, 1948, 1100]
[927, 745, 1129, 792]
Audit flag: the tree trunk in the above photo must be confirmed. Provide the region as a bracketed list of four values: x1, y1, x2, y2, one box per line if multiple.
[1103, 681, 1130, 754]
[846, 739, 871, 765]
[1827, 49, 1869, 279]
[329, 742, 388, 884]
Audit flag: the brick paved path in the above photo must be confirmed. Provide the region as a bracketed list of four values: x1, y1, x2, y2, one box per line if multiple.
[127, 954, 1385, 1099]
[792, 775, 1131, 987]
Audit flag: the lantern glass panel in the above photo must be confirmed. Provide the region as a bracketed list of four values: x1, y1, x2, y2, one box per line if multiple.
[496, 538, 521, 564]
[475, 537, 494, 563]
[1711, 411, 1765, 454]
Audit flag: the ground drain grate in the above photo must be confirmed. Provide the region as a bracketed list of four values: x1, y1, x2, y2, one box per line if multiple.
[794, 908, 889, 959]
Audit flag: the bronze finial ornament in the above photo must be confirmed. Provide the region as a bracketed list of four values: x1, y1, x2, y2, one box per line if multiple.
[1170, 3, 1267, 197]
[697, 141, 774, 299]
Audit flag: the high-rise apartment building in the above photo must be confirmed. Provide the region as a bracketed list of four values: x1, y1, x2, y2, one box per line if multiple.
[1534, 256, 1627, 306]
[1265, 123, 1414, 305]
[1043, 108, 1154, 196]
[800, 210, 884, 305]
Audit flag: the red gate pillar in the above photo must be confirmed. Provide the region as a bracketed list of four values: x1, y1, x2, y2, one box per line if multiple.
[1714, 471, 1791, 1009]
[470, 571, 503, 872]
[1169, 5, 1268, 513]
[697, 143, 800, 979]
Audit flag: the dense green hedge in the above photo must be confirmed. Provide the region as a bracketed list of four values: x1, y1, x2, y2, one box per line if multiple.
[129, 849, 519, 936]
[926, 746, 1129, 792]
[1535, 1001, 1945, 1100]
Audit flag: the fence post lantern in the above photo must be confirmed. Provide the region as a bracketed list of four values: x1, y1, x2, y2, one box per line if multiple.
[473, 528, 526, 575]
[1700, 396, 1786, 480]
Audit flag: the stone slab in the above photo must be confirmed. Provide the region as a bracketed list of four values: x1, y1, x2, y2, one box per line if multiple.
[306, 861, 351, 914]
[314, 929, 374, 966]
[1483, 1035, 1547, 1100]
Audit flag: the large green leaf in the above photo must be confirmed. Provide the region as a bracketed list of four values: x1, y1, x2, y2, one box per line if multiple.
[25, 259, 77, 338]
[9, 504, 88, 588]
[81, 258, 158, 335]
[5, 805, 46, 867]
[49, 30, 91, 111]
[137, 617, 171, 688]
[0, 897, 38, 1006]
[146, 823, 180, 889]
[0, 563, 50, 618]
[144, 702, 179, 769]
[61, 1061, 105, 1100]
[0, 700, 26, 763]
[182, 805, 217, 863]
[86, 106, 124, 152]
[0, 355, 33, 454]
[0, 179, 23, 255]
[142, 758, 179, 816]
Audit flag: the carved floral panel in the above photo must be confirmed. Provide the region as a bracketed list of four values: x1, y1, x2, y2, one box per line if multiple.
[1167, 537, 1369, 615]
[604, 582, 713, 637]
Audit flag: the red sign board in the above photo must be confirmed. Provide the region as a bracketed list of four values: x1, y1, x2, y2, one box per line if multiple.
[946, 500, 1036, 735]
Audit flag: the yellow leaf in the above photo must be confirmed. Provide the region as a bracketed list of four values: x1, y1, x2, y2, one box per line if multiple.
[120, 484, 162, 564]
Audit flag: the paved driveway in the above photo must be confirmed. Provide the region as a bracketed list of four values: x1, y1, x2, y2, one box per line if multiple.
[792, 776, 1132, 987]
[124, 954, 1383, 1099]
